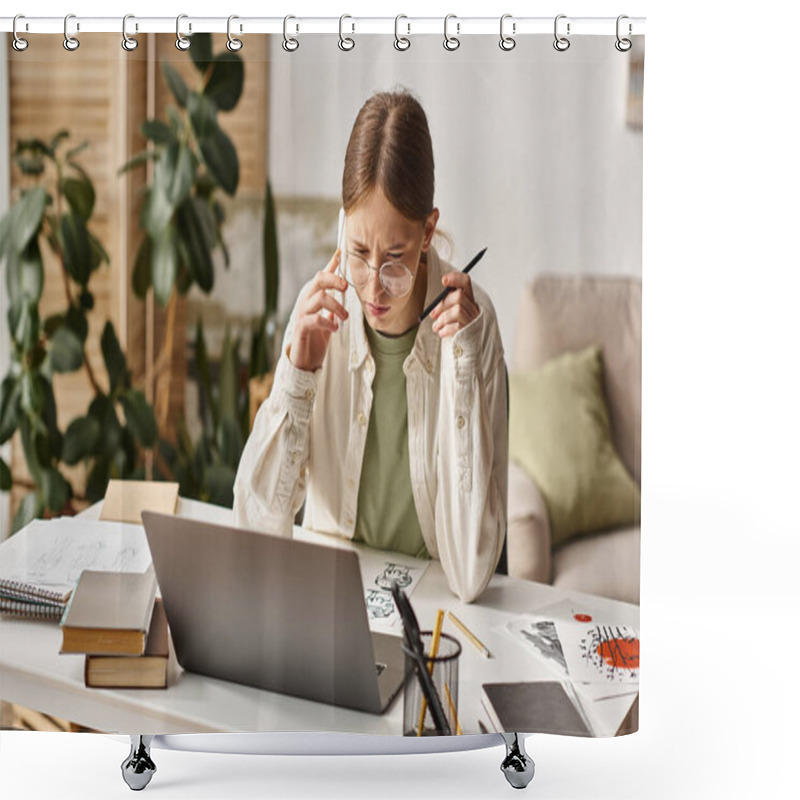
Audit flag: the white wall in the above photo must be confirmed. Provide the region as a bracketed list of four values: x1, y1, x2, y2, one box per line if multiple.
[0, 38, 10, 542]
[268, 33, 643, 356]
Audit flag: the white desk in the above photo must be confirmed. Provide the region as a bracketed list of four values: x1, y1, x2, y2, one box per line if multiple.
[0, 499, 639, 736]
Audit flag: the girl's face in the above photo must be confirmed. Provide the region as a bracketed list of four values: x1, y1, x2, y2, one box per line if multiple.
[345, 188, 439, 336]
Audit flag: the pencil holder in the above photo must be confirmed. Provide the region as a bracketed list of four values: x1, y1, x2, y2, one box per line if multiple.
[402, 632, 462, 736]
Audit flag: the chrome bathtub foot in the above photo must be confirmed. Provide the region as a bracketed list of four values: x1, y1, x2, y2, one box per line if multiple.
[500, 733, 535, 789]
[121, 735, 156, 791]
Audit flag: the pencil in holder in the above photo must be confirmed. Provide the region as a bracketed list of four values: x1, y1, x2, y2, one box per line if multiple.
[401, 631, 461, 736]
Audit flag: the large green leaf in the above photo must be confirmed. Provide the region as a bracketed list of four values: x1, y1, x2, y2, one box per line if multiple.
[60, 211, 92, 285]
[48, 325, 84, 373]
[217, 415, 243, 469]
[65, 304, 89, 344]
[88, 231, 110, 271]
[101, 321, 129, 395]
[141, 183, 175, 236]
[0, 456, 11, 491]
[176, 197, 215, 293]
[218, 327, 239, 423]
[189, 32, 213, 73]
[0, 375, 21, 444]
[187, 92, 216, 139]
[141, 119, 174, 145]
[16, 155, 46, 176]
[132, 236, 152, 298]
[205, 463, 236, 508]
[199, 126, 239, 196]
[118, 149, 157, 175]
[194, 318, 217, 429]
[60, 176, 95, 221]
[156, 142, 195, 206]
[12, 491, 42, 533]
[88, 395, 122, 459]
[41, 468, 70, 513]
[19, 416, 45, 485]
[263, 179, 280, 318]
[62, 415, 101, 464]
[14, 302, 40, 352]
[0, 207, 12, 259]
[5, 238, 44, 305]
[205, 52, 244, 112]
[162, 62, 189, 107]
[119, 389, 157, 447]
[20, 371, 45, 416]
[13, 186, 47, 254]
[85, 457, 110, 503]
[151, 225, 178, 306]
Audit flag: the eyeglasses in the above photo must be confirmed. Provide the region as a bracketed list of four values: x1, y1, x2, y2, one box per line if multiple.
[340, 252, 415, 298]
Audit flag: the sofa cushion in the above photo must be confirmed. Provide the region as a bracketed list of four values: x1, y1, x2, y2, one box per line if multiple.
[552, 524, 640, 605]
[508, 345, 641, 548]
[512, 275, 641, 486]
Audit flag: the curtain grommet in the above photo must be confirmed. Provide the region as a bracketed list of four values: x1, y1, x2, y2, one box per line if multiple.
[283, 15, 299, 52]
[553, 14, 570, 52]
[443, 14, 460, 51]
[499, 14, 516, 51]
[394, 15, 410, 51]
[12, 15, 29, 52]
[615, 15, 632, 52]
[63, 13, 80, 51]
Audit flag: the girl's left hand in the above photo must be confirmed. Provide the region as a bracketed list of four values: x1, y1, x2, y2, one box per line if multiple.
[431, 272, 480, 338]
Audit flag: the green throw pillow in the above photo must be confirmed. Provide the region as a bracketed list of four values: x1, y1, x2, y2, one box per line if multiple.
[509, 345, 640, 548]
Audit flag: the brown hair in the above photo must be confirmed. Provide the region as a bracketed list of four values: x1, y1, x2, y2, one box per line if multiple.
[342, 90, 435, 223]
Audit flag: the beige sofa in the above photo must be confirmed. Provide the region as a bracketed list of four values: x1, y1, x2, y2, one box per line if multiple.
[506, 275, 641, 605]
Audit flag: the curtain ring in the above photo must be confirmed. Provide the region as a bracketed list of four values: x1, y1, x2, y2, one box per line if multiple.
[339, 15, 355, 51]
[12, 15, 29, 52]
[615, 14, 632, 52]
[499, 14, 516, 51]
[227, 15, 243, 52]
[443, 14, 460, 51]
[283, 15, 299, 52]
[176, 14, 191, 51]
[122, 14, 138, 51]
[553, 14, 570, 52]
[63, 14, 80, 51]
[394, 15, 410, 51]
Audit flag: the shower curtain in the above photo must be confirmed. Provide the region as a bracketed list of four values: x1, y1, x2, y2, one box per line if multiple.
[0, 24, 643, 743]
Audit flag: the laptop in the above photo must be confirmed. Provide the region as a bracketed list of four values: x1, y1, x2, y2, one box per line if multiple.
[141, 511, 405, 714]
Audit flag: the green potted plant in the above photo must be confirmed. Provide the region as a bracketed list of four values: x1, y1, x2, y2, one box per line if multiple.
[0, 132, 156, 531]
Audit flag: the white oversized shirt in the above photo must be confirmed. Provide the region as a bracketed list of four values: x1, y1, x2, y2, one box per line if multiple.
[232, 246, 508, 602]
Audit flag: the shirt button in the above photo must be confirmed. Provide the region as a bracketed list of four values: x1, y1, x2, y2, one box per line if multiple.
[290, 451, 299, 464]
[347, 478, 355, 489]
[425, 359, 433, 373]
[453, 345, 463, 358]
[345, 516, 354, 526]
[358, 412, 367, 426]
[456, 415, 466, 429]
[305, 388, 315, 400]
[351, 353, 358, 365]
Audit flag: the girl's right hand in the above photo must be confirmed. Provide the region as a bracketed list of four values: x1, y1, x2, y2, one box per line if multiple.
[289, 249, 349, 372]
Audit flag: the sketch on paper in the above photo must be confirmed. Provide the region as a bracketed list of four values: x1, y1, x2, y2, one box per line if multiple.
[579, 624, 640, 683]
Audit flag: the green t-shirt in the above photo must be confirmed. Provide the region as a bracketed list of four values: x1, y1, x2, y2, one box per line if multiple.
[353, 321, 430, 560]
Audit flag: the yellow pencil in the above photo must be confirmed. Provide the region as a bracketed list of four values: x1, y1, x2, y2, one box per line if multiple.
[444, 682, 462, 735]
[416, 608, 444, 736]
[447, 612, 491, 658]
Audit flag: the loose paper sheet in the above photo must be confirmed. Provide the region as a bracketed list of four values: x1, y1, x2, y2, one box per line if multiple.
[357, 550, 430, 634]
[0, 518, 152, 596]
[504, 597, 640, 692]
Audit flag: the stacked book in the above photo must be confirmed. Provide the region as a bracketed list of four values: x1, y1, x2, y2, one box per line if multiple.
[60, 566, 174, 689]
